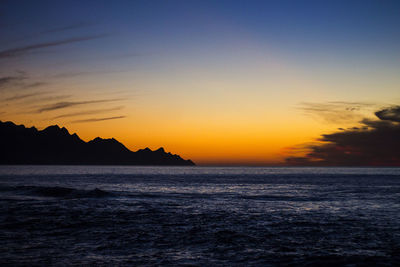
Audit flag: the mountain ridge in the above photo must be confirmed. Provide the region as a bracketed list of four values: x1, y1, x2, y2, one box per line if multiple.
[0, 120, 195, 166]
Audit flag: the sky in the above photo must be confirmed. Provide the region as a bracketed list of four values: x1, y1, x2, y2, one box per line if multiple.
[1, 0, 400, 165]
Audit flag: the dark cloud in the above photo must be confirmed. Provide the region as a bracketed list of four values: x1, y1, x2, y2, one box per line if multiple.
[286, 105, 400, 166]
[71, 116, 126, 123]
[375, 106, 400, 123]
[52, 106, 124, 119]
[0, 35, 106, 59]
[37, 99, 122, 113]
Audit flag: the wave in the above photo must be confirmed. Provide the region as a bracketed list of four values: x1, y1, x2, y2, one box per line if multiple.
[0, 185, 112, 198]
[240, 194, 327, 202]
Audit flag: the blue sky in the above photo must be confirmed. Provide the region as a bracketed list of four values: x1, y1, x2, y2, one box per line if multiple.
[1, 0, 400, 164]
[3, 0, 400, 61]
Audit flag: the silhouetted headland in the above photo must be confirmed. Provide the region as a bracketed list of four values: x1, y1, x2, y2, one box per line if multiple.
[0, 121, 195, 165]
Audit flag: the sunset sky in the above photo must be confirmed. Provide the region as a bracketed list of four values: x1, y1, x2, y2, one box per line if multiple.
[1, 0, 400, 165]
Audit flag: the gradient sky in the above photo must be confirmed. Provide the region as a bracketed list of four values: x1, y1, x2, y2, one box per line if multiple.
[1, 0, 400, 165]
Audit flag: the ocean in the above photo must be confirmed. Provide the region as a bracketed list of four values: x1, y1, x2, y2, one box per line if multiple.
[1, 166, 399, 266]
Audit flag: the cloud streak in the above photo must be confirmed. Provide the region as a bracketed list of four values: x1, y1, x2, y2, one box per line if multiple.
[0, 74, 26, 89]
[0, 71, 47, 91]
[3, 91, 47, 101]
[51, 69, 128, 79]
[0, 35, 106, 59]
[22, 82, 47, 88]
[51, 71, 92, 78]
[30, 95, 72, 103]
[52, 106, 124, 119]
[286, 105, 400, 166]
[71, 116, 126, 123]
[37, 99, 122, 113]
[3, 22, 92, 45]
[40, 22, 90, 34]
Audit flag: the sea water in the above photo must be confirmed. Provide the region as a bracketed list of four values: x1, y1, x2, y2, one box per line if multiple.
[1, 166, 399, 265]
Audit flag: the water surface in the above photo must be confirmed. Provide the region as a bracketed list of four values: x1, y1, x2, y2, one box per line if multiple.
[1, 166, 399, 265]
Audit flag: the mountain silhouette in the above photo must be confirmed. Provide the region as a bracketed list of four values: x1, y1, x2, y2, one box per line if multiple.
[0, 121, 195, 166]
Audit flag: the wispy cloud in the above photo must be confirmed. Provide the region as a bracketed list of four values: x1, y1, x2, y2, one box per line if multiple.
[14, 95, 72, 115]
[51, 69, 128, 79]
[298, 101, 377, 124]
[0, 71, 46, 91]
[51, 71, 92, 78]
[52, 106, 124, 119]
[28, 95, 72, 103]
[0, 74, 27, 89]
[3, 91, 47, 101]
[3, 22, 92, 45]
[40, 22, 90, 34]
[22, 82, 47, 88]
[0, 35, 107, 59]
[71, 116, 126, 123]
[37, 99, 122, 113]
